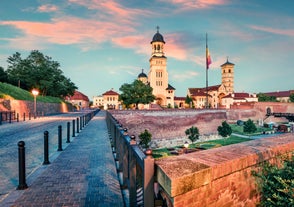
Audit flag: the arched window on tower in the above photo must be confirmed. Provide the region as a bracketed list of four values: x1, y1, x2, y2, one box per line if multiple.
[157, 45, 160, 50]
[229, 69, 231, 73]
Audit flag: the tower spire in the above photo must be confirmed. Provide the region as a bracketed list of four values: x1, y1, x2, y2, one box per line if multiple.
[156, 26, 160, 33]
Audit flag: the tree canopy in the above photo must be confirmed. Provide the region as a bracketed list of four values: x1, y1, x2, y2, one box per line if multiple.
[5, 50, 77, 98]
[243, 119, 257, 134]
[119, 79, 155, 109]
[257, 93, 277, 102]
[185, 126, 199, 143]
[290, 94, 294, 102]
[0, 66, 8, 82]
[217, 121, 232, 137]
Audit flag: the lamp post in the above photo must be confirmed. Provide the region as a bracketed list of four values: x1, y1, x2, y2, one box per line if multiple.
[32, 89, 39, 118]
[184, 141, 189, 154]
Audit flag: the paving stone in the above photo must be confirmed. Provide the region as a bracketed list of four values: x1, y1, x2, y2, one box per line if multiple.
[2, 111, 124, 207]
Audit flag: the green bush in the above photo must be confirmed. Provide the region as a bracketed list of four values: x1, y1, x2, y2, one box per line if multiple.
[244, 119, 257, 134]
[253, 154, 294, 206]
[218, 121, 232, 137]
[139, 129, 152, 149]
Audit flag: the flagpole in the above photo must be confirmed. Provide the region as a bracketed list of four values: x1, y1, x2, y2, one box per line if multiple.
[206, 33, 208, 108]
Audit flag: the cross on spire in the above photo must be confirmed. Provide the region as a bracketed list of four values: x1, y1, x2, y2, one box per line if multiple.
[156, 26, 160, 33]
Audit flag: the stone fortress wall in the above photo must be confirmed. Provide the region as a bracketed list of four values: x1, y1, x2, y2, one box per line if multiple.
[110, 102, 293, 148]
[0, 99, 74, 117]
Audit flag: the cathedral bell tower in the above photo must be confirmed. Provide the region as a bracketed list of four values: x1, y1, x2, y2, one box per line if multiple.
[148, 27, 170, 106]
[221, 58, 235, 93]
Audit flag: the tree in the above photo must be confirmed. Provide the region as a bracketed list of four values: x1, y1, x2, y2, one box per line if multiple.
[185, 126, 199, 143]
[6, 50, 77, 98]
[252, 155, 294, 206]
[185, 95, 194, 108]
[217, 121, 232, 138]
[0, 67, 8, 82]
[257, 93, 277, 102]
[290, 94, 294, 103]
[243, 119, 257, 134]
[119, 80, 155, 109]
[139, 129, 152, 148]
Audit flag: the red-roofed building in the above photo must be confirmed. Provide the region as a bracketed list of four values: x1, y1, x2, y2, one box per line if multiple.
[66, 91, 89, 110]
[174, 96, 186, 108]
[188, 84, 226, 109]
[102, 89, 120, 110]
[221, 92, 258, 109]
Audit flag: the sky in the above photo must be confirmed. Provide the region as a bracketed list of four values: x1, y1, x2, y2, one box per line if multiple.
[0, 0, 294, 100]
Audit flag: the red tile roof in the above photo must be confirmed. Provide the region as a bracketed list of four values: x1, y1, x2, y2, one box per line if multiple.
[69, 91, 89, 101]
[188, 87, 216, 97]
[103, 89, 119, 96]
[263, 90, 291, 98]
[223, 92, 250, 99]
[174, 96, 186, 101]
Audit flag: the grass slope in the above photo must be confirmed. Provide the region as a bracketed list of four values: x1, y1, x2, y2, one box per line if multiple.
[0, 82, 63, 103]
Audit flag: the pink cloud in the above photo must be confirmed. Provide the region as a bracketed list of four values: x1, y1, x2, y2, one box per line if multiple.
[250, 25, 294, 36]
[0, 17, 135, 49]
[68, 0, 153, 24]
[165, 36, 188, 60]
[112, 33, 190, 61]
[38, 4, 59, 13]
[161, 0, 227, 9]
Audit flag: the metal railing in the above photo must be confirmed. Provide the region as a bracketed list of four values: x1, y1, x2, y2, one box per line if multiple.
[106, 111, 155, 207]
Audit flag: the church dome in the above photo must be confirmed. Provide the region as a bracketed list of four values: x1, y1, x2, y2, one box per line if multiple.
[151, 28, 165, 44]
[138, 69, 147, 78]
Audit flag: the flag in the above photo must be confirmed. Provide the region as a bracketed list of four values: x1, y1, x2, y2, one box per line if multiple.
[206, 47, 212, 69]
[206, 33, 212, 69]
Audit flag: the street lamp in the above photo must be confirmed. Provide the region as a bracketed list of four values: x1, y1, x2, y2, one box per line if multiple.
[32, 89, 39, 118]
[184, 141, 189, 153]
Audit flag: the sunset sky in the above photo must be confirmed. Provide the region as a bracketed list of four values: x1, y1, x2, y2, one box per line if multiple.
[1, 0, 293, 99]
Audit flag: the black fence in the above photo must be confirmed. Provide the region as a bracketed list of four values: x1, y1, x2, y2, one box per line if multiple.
[106, 111, 155, 207]
[0, 111, 45, 125]
[0, 111, 16, 124]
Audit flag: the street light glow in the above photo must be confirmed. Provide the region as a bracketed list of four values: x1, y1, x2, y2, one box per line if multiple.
[32, 89, 39, 96]
[32, 89, 39, 118]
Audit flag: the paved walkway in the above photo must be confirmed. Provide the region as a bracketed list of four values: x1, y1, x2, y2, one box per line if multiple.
[2, 111, 124, 207]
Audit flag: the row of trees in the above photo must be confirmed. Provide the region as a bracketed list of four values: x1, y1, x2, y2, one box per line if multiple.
[0, 50, 77, 98]
[258, 93, 294, 102]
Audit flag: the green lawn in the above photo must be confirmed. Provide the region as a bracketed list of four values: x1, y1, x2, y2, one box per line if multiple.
[230, 124, 272, 136]
[152, 135, 253, 159]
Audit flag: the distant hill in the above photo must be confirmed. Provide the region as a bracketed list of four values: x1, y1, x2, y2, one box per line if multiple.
[0, 82, 63, 103]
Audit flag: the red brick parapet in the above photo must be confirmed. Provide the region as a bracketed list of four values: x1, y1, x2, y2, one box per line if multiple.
[155, 133, 294, 207]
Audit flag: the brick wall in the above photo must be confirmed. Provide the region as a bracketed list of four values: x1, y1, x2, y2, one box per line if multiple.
[156, 133, 294, 207]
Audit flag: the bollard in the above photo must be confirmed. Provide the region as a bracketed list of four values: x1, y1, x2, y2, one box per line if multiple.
[66, 122, 70, 143]
[57, 125, 63, 151]
[17, 141, 28, 190]
[9, 111, 12, 123]
[0, 112, 2, 125]
[80, 116, 82, 130]
[23, 113, 25, 121]
[72, 119, 75, 137]
[43, 131, 50, 165]
[77, 118, 79, 134]
[16, 113, 19, 122]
